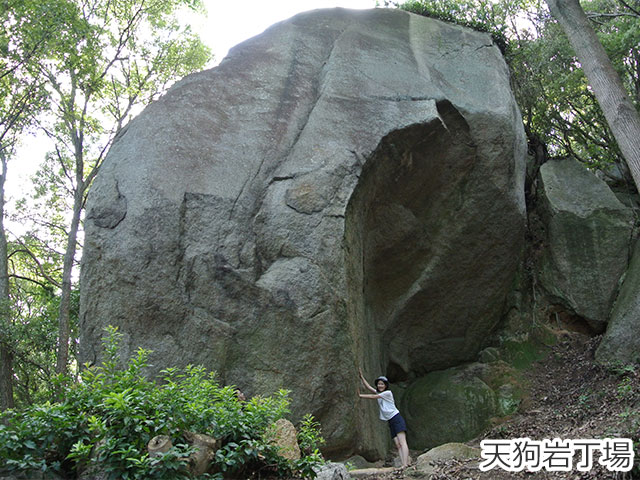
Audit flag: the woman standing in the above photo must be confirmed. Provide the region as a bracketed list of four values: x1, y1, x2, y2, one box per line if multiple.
[358, 368, 410, 467]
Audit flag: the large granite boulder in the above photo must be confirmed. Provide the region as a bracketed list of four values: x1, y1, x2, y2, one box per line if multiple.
[80, 8, 526, 457]
[537, 159, 635, 331]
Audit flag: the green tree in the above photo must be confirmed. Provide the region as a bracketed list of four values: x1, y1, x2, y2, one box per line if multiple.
[398, 0, 640, 185]
[21, 0, 211, 375]
[510, 7, 619, 166]
[1, 0, 211, 407]
[0, 0, 65, 410]
[545, 0, 640, 191]
[5, 233, 70, 407]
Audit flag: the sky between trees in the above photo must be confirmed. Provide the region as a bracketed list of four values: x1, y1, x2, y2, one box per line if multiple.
[7, 0, 376, 207]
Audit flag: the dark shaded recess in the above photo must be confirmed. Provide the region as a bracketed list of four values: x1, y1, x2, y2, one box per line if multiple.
[386, 361, 410, 383]
[346, 99, 477, 382]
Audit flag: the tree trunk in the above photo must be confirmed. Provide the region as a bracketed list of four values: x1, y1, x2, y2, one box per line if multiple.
[0, 152, 15, 410]
[55, 189, 83, 375]
[546, 0, 640, 192]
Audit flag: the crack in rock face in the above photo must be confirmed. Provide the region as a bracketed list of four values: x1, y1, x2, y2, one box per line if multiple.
[79, 8, 526, 458]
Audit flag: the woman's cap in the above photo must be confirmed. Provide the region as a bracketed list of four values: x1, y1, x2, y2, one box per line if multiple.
[375, 376, 389, 383]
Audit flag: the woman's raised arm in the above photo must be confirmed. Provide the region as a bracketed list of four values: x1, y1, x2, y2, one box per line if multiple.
[359, 368, 377, 393]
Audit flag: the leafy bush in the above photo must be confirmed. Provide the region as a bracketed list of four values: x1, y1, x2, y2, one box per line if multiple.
[294, 414, 326, 479]
[0, 326, 325, 479]
[394, 0, 510, 52]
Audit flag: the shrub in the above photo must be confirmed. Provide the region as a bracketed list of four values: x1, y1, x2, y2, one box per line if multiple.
[0, 326, 324, 479]
[294, 414, 326, 478]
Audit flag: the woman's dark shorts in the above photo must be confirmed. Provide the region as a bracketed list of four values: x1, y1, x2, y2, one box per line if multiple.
[388, 413, 407, 438]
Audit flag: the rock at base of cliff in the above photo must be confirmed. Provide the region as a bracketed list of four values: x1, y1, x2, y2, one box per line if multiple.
[596, 240, 640, 366]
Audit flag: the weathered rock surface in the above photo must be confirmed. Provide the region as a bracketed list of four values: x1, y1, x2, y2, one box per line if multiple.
[342, 455, 382, 470]
[400, 363, 510, 450]
[349, 466, 396, 478]
[596, 240, 640, 365]
[537, 159, 634, 330]
[270, 418, 301, 461]
[80, 8, 526, 457]
[413, 442, 480, 478]
[314, 462, 351, 480]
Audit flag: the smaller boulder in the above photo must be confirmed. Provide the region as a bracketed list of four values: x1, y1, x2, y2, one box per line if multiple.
[349, 467, 396, 478]
[478, 347, 501, 363]
[270, 418, 301, 461]
[313, 462, 351, 480]
[414, 443, 480, 477]
[538, 159, 634, 329]
[401, 365, 498, 450]
[342, 454, 382, 470]
[596, 242, 640, 366]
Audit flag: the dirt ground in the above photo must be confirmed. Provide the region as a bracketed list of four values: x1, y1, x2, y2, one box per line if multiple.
[366, 333, 640, 480]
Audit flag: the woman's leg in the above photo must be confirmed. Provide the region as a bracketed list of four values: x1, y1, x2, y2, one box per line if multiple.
[394, 431, 410, 466]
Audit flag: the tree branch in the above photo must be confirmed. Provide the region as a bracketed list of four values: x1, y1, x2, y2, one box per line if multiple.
[8, 273, 55, 291]
[617, 0, 640, 17]
[8, 244, 62, 289]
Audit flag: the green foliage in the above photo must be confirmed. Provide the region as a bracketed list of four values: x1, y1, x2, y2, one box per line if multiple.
[3, 233, 78, 407]
[297, 414, 326, 455]
[396, 0, 640, 177]
[508, 1, 626, 170]
[394, 0, 513, 51]
[0, 326, 325, 479]
[577, 391, 592, 410]
[30, 0, 212, 165]
[616, 376, 634, 399]
[0, 0, 60, 148]
[294, 414, 326, 478]
[1, 0, 212, 406]
[608, 361, 637, 377]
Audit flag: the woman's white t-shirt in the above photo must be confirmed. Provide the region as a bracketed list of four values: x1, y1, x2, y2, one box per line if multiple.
[377, 390, 400, 421]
